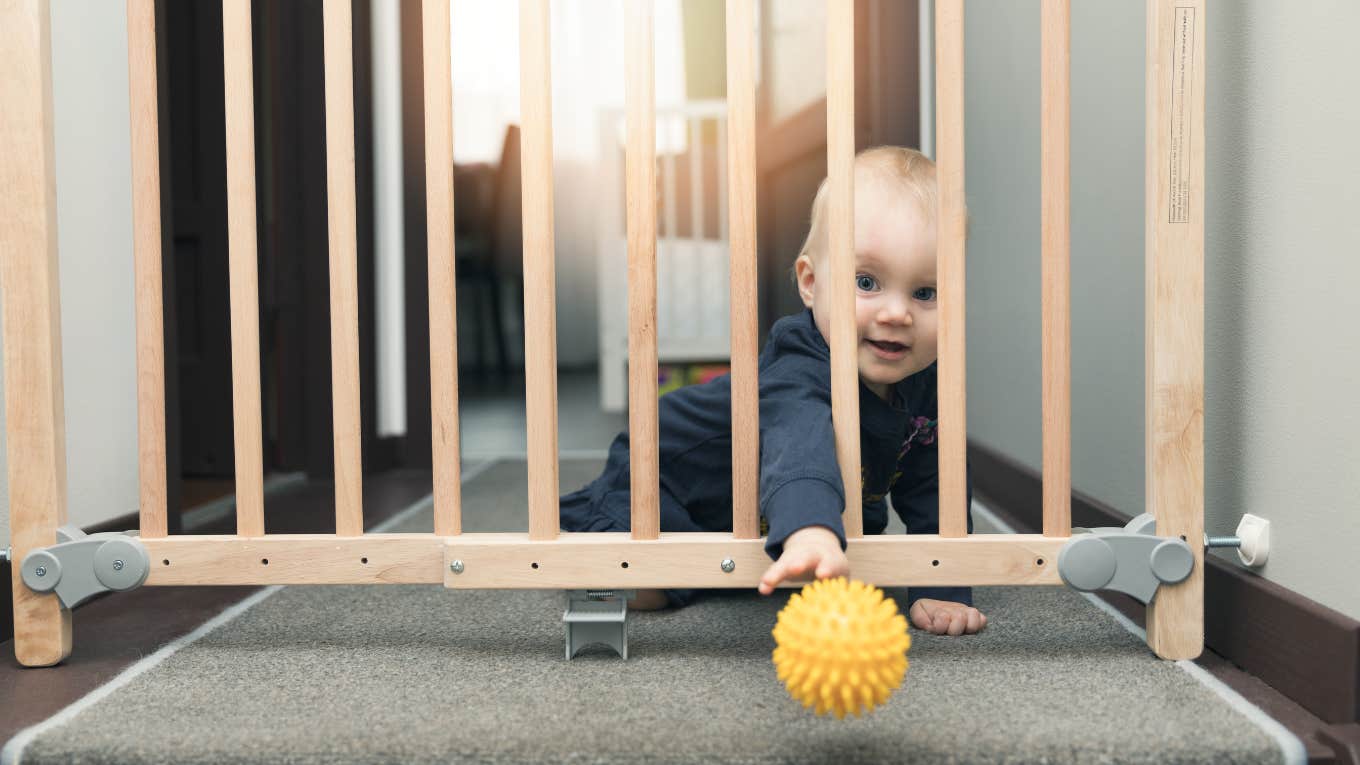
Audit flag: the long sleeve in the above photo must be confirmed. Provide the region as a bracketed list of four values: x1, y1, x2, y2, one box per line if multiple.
[757, 358, 847, 560]
[889, 436, 974, 610]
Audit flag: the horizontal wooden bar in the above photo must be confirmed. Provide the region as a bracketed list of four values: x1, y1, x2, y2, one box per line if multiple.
[445, 534, 1063, 589]
[143, 534, 445, 585]
[138, 533, 1066, 588]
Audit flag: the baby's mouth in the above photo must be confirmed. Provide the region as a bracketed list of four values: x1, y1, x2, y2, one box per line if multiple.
[867, 339, 908, 353]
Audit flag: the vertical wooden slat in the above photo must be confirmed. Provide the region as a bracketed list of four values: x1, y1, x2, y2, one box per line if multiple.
[1040, 0, 1071, 538]
[128, 0, 168, 539]
[625, 0, 659, 540]
[726, 0, 758, 540]
[826, 0, 862, 537]
[1145, 0, 1205, 661]
[222, 0, 265, 537]
[322, 0, 364, 537]
[934, 0, 968, 537]
[520, 0, 560, 541]
[2, 0, 73, 667]
[424, 0, 461, 536]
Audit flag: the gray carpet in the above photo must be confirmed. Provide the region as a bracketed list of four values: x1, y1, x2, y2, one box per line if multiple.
[8, 460, 1297, 764]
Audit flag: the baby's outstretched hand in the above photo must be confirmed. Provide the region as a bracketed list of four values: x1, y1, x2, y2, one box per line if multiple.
[758, 526, 849, 595]
[909, 598, 987, 635]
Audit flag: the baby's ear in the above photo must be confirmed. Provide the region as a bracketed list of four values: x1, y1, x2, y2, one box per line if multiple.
[793, 254, 816, 307]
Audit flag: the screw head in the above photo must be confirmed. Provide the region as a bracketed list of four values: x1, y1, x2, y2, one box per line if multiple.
[35, 566, 47, 577]
[721, 558, 736, 573]
[112, 560, 125, 571]
[450, 560, 465, 574]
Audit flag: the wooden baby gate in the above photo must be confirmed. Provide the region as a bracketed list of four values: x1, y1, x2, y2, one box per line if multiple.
[2, 0, 1206, 666]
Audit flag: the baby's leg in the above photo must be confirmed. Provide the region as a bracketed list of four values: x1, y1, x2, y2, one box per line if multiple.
[562, 488, 700, 611]
[630, 589, 669, 610]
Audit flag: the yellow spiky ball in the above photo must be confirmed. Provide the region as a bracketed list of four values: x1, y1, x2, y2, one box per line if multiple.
[771, 577, 911, 719]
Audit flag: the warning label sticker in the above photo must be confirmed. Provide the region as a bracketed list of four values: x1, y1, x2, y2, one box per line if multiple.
[1168, 7, 1195, 224]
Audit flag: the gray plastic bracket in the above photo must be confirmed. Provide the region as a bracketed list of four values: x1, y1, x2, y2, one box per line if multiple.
[18, 525, 150, 609]
[563, 590, 636, 660]
[1057, 513, 1195, 605]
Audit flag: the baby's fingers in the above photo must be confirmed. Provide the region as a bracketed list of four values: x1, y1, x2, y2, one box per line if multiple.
[758, 557, 796, 595]
[757, 561, 783, 595]
[945, 610, 967, 636]
[759, 551, 818, 595]
[908, 600, 936, 632]
[967, 609, 987, 634]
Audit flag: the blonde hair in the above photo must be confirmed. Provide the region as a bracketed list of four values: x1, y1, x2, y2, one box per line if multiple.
[793, 146, 938, 278]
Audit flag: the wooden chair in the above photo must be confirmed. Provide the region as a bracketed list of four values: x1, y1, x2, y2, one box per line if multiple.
[453, 124, 522, 381]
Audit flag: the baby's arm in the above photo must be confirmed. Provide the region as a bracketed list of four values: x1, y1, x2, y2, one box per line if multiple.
[757, 525, 849, 594]
[754, 359, 850, 591]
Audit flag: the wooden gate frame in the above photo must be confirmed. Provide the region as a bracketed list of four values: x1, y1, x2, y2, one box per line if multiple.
[3, 0, 1205, 667]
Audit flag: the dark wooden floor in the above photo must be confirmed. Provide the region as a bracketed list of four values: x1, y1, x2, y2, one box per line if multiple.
[1, 470, 1349, 763]
[1, 468, 433, 745]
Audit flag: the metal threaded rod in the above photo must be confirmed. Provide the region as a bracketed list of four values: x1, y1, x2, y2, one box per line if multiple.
[1205, 536, 1241, 549]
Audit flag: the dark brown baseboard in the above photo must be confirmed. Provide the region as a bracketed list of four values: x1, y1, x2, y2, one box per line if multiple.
[969, 441, 1360, 726]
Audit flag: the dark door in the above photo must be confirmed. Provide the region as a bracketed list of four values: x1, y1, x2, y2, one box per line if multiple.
[163, 0, 381, 484]
[166, 0, 234, 478]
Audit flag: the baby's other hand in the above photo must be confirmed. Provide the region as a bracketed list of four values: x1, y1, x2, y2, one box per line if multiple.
[758, 525, 848, 595]
[909, 598, 987, 636]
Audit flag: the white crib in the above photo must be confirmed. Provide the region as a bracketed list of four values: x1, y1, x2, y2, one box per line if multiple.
[596, 100, 733, 412]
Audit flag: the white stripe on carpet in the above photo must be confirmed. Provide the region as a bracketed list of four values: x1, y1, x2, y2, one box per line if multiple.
[0, 458, 496, 765]
[971, 499, 1307, 765]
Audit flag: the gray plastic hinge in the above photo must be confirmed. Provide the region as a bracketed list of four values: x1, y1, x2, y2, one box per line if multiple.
[18, 525, 150, 609]
[1057, 513, 1195, 605]
[563, 590, 636, 660]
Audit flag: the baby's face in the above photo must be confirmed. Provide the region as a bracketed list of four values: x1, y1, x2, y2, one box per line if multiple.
[796, 184, 939, 401]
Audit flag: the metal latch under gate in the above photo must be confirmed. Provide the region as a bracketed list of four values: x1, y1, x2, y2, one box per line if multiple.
[563, 589, 636, 660]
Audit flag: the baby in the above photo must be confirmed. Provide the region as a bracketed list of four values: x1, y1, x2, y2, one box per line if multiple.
[560, 146, 987, 636]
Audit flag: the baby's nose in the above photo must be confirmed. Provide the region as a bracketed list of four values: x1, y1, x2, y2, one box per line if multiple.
[879, 299, 911, 324]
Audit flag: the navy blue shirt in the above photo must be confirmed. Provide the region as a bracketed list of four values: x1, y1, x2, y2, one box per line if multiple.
[560, 308, 973, 609]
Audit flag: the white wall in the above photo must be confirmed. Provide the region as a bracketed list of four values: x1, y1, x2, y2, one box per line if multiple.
[961, 0, 1360, 620]
[1, 0, 141, 549]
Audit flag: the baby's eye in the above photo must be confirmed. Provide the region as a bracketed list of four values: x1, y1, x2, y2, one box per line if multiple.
[856, 274, 879, 291]
[913, 287, 938, 302]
